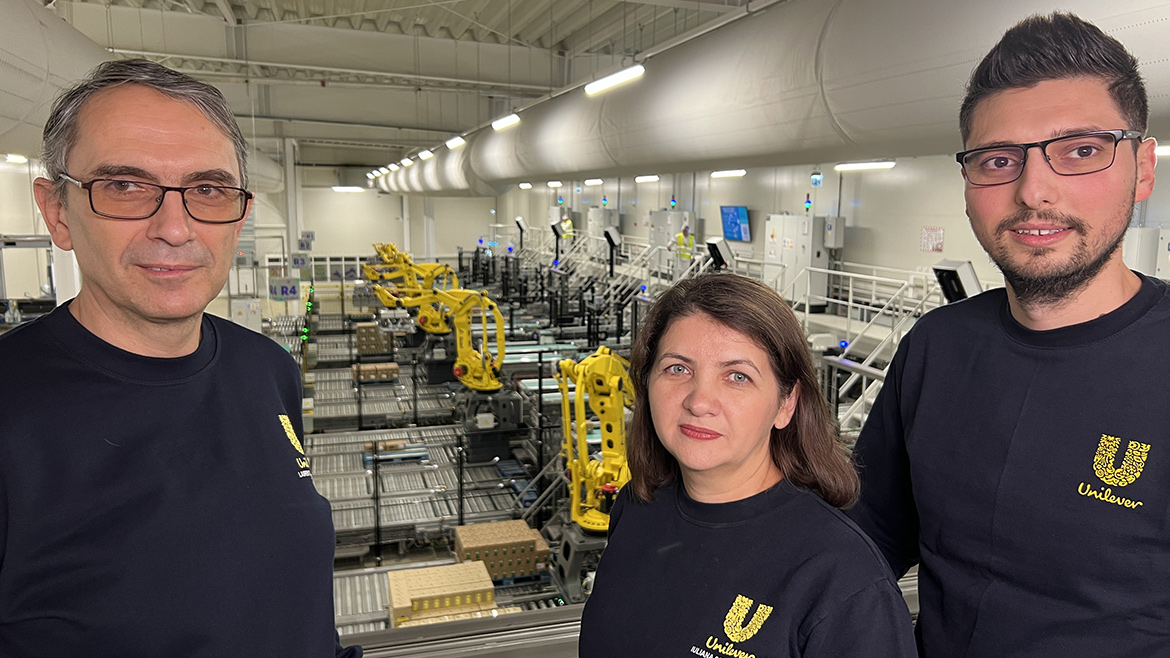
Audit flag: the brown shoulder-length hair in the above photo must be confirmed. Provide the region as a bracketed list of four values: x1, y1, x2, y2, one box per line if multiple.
[627, 273, 859, 508]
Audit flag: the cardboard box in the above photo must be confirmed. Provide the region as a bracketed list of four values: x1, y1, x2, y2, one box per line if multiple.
[387, 561, 495, 627]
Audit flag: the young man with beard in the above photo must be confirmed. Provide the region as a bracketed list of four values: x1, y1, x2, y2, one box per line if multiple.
[847, 12, 1168, 658]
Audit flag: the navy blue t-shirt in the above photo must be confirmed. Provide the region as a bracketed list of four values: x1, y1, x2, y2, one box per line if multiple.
[580, 480, 915, 657]
[849, 275, 1170, 657]
[0, 303, 359, 657]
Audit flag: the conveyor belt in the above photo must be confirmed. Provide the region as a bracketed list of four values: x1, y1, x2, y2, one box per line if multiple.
[308, 426, 524, 538]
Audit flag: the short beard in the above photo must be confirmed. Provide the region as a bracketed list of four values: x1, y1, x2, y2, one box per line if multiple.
[989, 208, 1127, 308]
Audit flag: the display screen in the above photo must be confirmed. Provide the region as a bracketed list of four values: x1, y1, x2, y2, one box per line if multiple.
[720, 206, 751, 242]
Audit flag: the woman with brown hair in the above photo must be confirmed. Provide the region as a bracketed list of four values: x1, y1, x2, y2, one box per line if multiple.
[578, 273, 914, 657]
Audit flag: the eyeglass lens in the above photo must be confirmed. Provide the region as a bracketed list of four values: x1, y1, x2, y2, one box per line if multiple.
[961, 133, 1120, 185]
[90, 180, 246, 222]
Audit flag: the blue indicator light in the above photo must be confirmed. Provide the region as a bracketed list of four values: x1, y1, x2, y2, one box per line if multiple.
[507, 246, 513, 253]
[478, 238, 484, 244]
[553, 259, 559, 266]
[640, 285, 647, 291]
[839, 340, 849, 349]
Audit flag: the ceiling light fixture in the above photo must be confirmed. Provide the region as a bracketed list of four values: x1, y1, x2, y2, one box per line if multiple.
[419, 149, 434, 160]
[6, 154, 28, 164]
[585, 64, 646, 96]
[332, 186, 365, 193]
[711, 169, 747, 178]
[388, 164, 400, 172]
[366, 172, 376, 179]
[378, 167, 389, 175]
[1156, 146, 1170, 157]
[402, 159, 414, 167]
[446, 136, 466, 149]
[492, 113, 521, 131]
[547, 181, 563, 188]
[834, 161, 896, 171]
[518, 182, 533, 190]
[584, 178, 604, 186]
[634, 175, 660, 184]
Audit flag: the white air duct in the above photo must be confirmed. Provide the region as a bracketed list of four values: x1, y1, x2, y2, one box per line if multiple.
[0, 0, 112, 157]
[381, 0, 1170, 195]
[0, 0, 284, 193]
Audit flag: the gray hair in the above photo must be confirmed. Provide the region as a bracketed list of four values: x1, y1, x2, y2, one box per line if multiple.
[42, 58, 248, 199]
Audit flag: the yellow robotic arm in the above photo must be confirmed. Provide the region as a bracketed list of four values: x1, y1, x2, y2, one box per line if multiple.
[378, 286, 506, 391]
[555, 346, 634, 533]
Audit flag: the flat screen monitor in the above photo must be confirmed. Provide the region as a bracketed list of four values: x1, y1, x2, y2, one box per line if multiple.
[720, 206, 751, 242]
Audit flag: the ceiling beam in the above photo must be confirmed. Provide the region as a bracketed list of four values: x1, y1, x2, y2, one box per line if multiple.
[621, 0, 742, 11]
[211, 0, 233, 23]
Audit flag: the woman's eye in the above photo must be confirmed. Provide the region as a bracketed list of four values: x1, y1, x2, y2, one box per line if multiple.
[730, 372, 750, 383]
[665, 364, 687, 375]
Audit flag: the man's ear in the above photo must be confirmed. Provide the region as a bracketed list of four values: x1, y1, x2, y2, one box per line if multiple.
[34, 177, 74, 251]
[1134, 137, 1157, 204]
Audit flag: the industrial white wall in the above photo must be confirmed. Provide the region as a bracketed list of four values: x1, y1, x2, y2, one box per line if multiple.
[406, 196, 499, 266]
[0, 160, 50, 300]
[302, 188, 403, 255]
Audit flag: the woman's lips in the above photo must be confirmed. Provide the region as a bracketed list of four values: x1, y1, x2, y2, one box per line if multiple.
[679, 424, 722, 441]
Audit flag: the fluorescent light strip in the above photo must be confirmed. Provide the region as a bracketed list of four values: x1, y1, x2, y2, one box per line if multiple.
[585, 64, 646, 96]
[332, 186, 365, 193]
[518, 182, 533, 190]
[584, 178, 604, 186]
[419, 149, 434, 160]
[1156, 146, 1170, 157]
[835, 161, 896, 171]
[634, 175, 660, 184]
[366, 172, 376, 179]
[547, 181, 563, 188]
[446, 136, 466, 149]
[492, 113, 520, 131]
[378, 167, 390, 175]
[402, 159, 414, 167]
[6, 154, 28, 164]
[711, 169, 746, 178]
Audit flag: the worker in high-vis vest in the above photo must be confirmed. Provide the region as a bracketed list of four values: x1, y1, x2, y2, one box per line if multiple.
[674, 225, 694, 260]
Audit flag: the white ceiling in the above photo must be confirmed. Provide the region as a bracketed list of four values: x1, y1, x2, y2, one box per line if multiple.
[51, 0, 749, 167]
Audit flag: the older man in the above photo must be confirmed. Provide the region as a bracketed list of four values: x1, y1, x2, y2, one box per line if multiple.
[848, 12, 1167, 658]
[0, 59, 360, 657]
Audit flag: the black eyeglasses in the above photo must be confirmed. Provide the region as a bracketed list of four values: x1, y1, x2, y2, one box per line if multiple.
[955, 129, 1143, 186]
[59, 174, 253, 224]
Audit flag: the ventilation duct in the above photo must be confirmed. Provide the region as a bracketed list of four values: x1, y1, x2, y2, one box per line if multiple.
[379, 0, 1170, 196]
[0, 0, 285, 194]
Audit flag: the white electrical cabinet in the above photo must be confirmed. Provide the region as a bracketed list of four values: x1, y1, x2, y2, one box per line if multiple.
[1123, 227, 1161, 277]
[763, 214, 829, 304]
[586, 207, 619, 241]
[1155, 229, 1170, 281]
[230, 297, 263, 333]
[648, 210, 694, 251]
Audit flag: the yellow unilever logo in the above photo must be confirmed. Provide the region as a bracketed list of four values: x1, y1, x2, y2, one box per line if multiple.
[279, 414, 305, 455]
[723, 595, 772, 642]
[1076, 433, 1150, 510]
[279, 414, 311, 476]
[1093, 434, 1149, 486]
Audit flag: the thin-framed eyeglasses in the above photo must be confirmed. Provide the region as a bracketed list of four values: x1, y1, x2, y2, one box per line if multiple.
[58, 174, 253, 224]
[955, 129, 1143, 186]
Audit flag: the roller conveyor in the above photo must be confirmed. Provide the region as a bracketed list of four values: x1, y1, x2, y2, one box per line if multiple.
[308, 426, 526, 540]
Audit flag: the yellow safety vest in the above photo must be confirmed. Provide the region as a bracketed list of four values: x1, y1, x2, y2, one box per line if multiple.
[676, 232, 694, 259]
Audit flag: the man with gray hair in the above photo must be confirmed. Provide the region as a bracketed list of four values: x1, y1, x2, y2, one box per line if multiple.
[849, 12, 1167, 658]
[0, 59, 361, 656]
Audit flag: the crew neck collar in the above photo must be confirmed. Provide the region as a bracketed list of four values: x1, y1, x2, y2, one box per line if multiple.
[999, 274, 1163, 349]
[42, 301, 218, 383]
[673, 478, 803, 527]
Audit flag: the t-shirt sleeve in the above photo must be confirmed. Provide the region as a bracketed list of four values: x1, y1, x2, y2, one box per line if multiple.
[846, 343, 921, 577]
[801, 579, 917, 658]
[334, 631, 363, 657]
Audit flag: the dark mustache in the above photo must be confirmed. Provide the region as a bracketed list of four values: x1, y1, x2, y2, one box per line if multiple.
[995, 209, 1086, 235]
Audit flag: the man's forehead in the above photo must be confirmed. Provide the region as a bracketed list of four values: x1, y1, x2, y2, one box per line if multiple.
[965, 77, 1125, 147]
[70, 84, 240, 181]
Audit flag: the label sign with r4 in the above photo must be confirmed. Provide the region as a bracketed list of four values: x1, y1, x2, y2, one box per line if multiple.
[269, 276, 300, 301]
